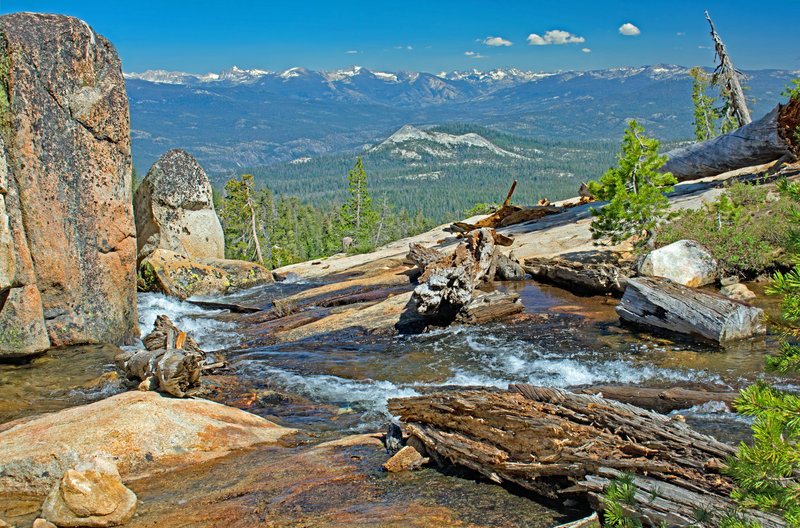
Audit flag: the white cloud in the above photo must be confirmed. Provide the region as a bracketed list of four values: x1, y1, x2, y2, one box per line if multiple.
[483, 36, 512, 47]
[407, 45, 413, 50]
[464, 51, 485, 58]
[619, 23, 640, 36]
[394, 45, 413, 50]
[676, 32, 685, 36]
[527, 29, 585, 46]
[345, 50, 358, 54]
[526, 33, 547, 45]
[582, 48, 592, 53]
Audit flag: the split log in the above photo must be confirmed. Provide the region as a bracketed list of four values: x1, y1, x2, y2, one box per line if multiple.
[575, 385, 739, 413]
[142, 314, 205, 357]
[617, 277, 765, 344]
[454, 290, 523, 325]
[185, 299, 261, 313]
[407, 243, 443, 272]
[115, 315, 205, 397]
[661, 98, 800, 182]
[387, 385, 785, 528]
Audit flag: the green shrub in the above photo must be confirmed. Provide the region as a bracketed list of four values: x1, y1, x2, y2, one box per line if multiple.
[588, 120, 677, 246]
[463, 202, 500, 217]
[724, 178, 800, 528]
[656, 182, 792, 276]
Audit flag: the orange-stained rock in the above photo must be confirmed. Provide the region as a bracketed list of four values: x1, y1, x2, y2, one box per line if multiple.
[139, 248, 273, 300]
[0, 391, 295, 495]
[0, 13, 138, 356]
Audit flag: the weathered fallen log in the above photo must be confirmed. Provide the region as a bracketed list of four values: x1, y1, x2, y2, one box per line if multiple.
[455, 290, 523, 325]
[575, 385, 739, 413]
[413, 228, 496, 315]
[116, 315, 205, 397]
[523, 253, 633, 296]
[616, 277, 766, 344]
[387, 385, 785, 528]
[661, 98, 799, 181]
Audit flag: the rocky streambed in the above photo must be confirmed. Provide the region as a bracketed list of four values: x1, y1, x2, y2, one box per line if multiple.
[0, 272, 790, 526]
[4, 168, 799, 526]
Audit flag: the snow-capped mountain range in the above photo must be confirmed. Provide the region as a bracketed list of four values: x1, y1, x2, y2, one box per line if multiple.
[125, 64, 695, 88]
[124, 64, 798, 171]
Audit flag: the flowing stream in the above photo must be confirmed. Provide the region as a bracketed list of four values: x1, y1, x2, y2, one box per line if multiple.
[2, 278, 797, 526]
[137, 279, 791, 443]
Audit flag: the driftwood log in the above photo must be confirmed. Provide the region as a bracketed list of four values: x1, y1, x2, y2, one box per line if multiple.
[617, 277, 766, 344]
[116, 315, 205, 398]
[523, 253, 633, 296]
[448, 180, 565, 234]
[454, 290, 523, 325]
[575, 385, 739, 413]
[661, 98, 799, 182]
[410, 229, 525, 325]
[413, 228, 496, 315]
[387, 385, 785, 528]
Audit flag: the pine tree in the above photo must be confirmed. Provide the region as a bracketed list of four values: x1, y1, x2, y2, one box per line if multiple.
[588, 121, 677, 245]
[340, 158, 378, 249]
[219, 174, 264, 264]
[689, 67, 718, 142]
[725, 178, 800, 527]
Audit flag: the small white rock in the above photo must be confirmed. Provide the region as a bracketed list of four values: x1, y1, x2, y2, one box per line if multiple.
[639, 240, 717, 287]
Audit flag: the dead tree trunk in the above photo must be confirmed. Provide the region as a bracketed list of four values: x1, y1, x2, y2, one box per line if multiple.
[116, 315, 205, 398]
[706, 10, 751, 126]
[661, 98, 800, 181]
[412, 228, 495, 315]
[388, 385, 786, 528]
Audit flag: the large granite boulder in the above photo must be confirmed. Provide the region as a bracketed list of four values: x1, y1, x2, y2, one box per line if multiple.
[134, 149, 225, 263]
[639, 240, 717, 287]
[0, 391, 295, 495]
[0, 13, 138, 357]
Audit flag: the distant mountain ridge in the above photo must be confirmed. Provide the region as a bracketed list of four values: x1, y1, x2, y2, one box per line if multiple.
[124, 64, 799, 172]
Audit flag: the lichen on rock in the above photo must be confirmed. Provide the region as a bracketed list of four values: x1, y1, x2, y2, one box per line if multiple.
[0, 12, 138, 357]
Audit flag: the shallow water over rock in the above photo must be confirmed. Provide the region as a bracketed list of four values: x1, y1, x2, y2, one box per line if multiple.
[0, 278, 792, 525]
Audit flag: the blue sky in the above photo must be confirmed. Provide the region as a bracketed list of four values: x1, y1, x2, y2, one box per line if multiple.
[2, 1, 799, 74]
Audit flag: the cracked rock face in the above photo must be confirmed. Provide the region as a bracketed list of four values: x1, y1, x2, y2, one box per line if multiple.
[134, 149, 225, 263]
[0, 13, 138, 357]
